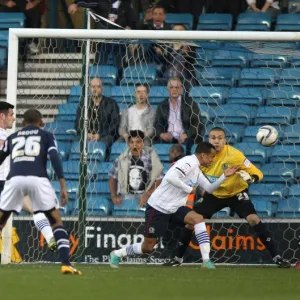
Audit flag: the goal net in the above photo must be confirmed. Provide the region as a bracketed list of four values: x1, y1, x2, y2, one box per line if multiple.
[2, 22, 300, 266]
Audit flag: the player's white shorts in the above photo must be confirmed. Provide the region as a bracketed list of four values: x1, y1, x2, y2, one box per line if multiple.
[0, 176, 59, 213]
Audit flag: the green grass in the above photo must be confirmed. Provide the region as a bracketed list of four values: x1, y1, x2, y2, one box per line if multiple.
[1, 264, 300, 300]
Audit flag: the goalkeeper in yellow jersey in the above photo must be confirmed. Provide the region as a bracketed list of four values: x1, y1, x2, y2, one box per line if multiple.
[163, 127, 291, 268]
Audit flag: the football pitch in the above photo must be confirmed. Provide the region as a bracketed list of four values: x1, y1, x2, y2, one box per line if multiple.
[1, 264, 300, 300]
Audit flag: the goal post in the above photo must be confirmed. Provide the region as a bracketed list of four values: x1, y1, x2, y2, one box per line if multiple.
[3, 26, 300, 265]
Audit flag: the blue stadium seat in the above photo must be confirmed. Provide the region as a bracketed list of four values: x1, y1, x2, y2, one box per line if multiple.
[110, 142, 128, 161]
[190, 86, 228, 106]
[283, 125, 300, 144]
[211, 50, 252, 68]
[250, 54, 288, 68]
[264, 86, 300, 107]
[51, 181, 78, 205]
[112, 198, 145, 217]
[239, 68, 278, 87]
[234, 142, 267, 165]
[228, 87, 264, 106]
[260, 163, 296, 185]
[0, 13, 25, 28]
[236, 13, 271, 31]
[243, 125, 283, 143]
[63, 160, 80, 181]
[199, 104, 217, 126]
[197, 67, 240, 87]
[87, 181, 110, 199]
[251, 200, 273, 217]
[271, 145, 300, 164]
[249, 183, 288, 202]
[254, 106, 295, 125]
[296, 108, 300, 123]
[57, 103, 77, 121]
[166, 13, 193, 30]
[153, 144, 177, 162]
[44, 121, 76, 142]
[277, 198, 300, 217]
[0, 47, 6, 68]
[279, 68, 300, 86]
[275, 14, 300, 31]
[68, 85, 82, 103]
[57, 141, 71, 161]
[111, 85, 135, 103]
[197, 14, 233, 31]
[288, 184, 300, 197]
[149, 86, 169, 104]
[121, 65, 157, 85]
[89, 65, 117, 86]
[195, 48, 212, 67]
[213, 104, 257, 125]
[0, 30, 8, 47]
[98, 162, 113, 181]
[212, 207, 230, 218]
[70, 141, 106, 162]
[205, 123, 245, 144]
[287, 56, 300, 67]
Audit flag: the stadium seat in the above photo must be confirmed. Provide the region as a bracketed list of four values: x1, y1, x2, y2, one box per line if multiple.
[197, 14, 233, 31]
[121, 65, 157, 85]
[89, 65, 117, 86]
[0, 47, 6, 68]
[227, 87, 264, 106]
[277, 198, 300, 217]
[70, 141, 106, 162]
[166, 13, 193, 30]
[264, 86, 300, 107]
[68, 85, 82, 103]
[271, 145, 300, 164]
[197, 67, 240, 87]
[0, 13, 25, 28]
[283, 125, 300, 144]
[110, 142, 128, 161]
[56, 103, 77, 121]
[213, 104, 257, 125]
[239, 68, 278, 87]
[249, 183, 288, 202]
[87, 181, 110, 199]
[194, 48, 212, 67]
[199, 104, 217, 126]
[243, 125, 283, 143]
[251, 200, 273, 217]
[111, 85, 135, 103]
[44, 121, 76, 142]
[234, 142, 267, 165]
[236, 13, 271, 31]
[63, 160, 80, 181]
[204, 123, 245, 144]
[57, 141, 72, 161]
[212, 207, 230, 218]
[275, 14, 300, 31]
[287, 55, 300, 67]
[149, 86, 169, 104]
[0, 30, 8, 47]
[260, 163, 296, 185]
[211, 50, 252, 68]
[279, 68, 300, 86]
[153, 144, 178, 162]
[254, 106, 295, 125]
[112, 198, 145, 217]
[98, 162, 113, 181]
[189, 86, 228, 106]
[250, 54, 288, 68]
[86, 197, 112, 216]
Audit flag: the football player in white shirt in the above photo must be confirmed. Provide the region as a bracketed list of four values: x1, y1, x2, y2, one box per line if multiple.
[0, 102, 57, 251]
[110, 142, 239, 268]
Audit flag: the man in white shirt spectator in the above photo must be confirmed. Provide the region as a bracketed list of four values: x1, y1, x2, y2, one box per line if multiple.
[246, 0, 280, 18]
[119, 83, 155, 146]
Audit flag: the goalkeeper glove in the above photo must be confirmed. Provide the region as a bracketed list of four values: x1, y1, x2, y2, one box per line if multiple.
[236, 170, 254, 184]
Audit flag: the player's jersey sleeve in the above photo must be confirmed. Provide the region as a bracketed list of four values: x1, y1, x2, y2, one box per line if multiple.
[46, 132, 58, 153]
[0, 138, 10, 165]
[197, 171, 226, 194]
[233, 149, 263, 181]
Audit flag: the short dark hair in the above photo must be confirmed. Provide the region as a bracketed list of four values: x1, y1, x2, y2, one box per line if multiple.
[128, 130, 145, 141]
[23, 109, 42, 124]
[209, 127, 226, 135]
[135, 83, 150, 94]
[0, 101, 14, 115]
[169, 144, 184, 155]
[194, 142, 216, 154]
[172, 24, 187, 30]
[153, 5, 166, 14]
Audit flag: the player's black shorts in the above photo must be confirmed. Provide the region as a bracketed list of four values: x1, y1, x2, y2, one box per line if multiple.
[144, 204, 191, 238]
[0, 180, 5, 194]
[194, 189, 257, 219]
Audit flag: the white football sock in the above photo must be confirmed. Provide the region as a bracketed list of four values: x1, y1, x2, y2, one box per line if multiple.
[114, 243, 143, 257]
[33, 213, 53, 244]
[194, 222, 210, 262]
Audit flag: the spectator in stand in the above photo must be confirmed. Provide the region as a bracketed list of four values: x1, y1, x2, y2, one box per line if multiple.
[109, 130, 163, 207]
[246, 0, 280, 19]
[119, 83, 155, 147]
[131, 0, 150, 23]
[75, 77, 120, 148]
[162, 24, 196, 91]
[0, 0, 44, 54]
[154, 77, 202, 155]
